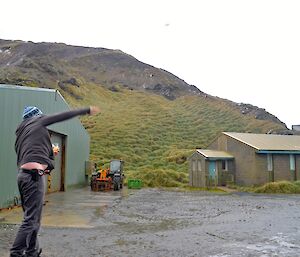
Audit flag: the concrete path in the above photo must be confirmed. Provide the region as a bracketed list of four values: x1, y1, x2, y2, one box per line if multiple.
[0, 187, 127, 228]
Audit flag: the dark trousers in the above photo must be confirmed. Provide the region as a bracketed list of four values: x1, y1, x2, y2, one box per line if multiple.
[10, 171, 45, 257]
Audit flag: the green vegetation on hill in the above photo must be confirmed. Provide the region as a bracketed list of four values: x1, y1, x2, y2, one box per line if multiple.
[0, 39, 288, 187]
[62, 84, 285, 187]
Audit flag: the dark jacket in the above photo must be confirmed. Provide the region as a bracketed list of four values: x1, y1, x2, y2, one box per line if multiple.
[15, 107, 90, 170]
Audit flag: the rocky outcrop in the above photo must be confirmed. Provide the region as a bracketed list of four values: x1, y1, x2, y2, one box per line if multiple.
[236, 103, 287, 127]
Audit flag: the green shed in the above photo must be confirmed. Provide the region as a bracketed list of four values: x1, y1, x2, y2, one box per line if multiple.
[0, 84, 90, 209]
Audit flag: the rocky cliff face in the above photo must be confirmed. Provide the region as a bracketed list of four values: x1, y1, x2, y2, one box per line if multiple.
[236, 103, 286, 128]
[0, 39, 200, 100]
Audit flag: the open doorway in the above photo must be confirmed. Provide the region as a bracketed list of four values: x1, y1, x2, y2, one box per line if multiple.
[46, 131, 66, 193]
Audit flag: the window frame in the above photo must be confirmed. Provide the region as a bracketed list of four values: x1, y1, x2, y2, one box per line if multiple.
[267, 154, 273, 171]
[221, 160, 228, 171]
[290, 154, 296, 171]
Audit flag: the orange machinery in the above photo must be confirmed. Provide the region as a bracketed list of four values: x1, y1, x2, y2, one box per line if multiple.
[90, 160, 124, 192]
[91, 168, 112, 191]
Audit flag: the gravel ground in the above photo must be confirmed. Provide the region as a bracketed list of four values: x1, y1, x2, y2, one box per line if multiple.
[1, 188, 300, 257]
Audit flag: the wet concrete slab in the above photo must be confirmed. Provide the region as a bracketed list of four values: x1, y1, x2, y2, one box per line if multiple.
[0, 187, 127, 228]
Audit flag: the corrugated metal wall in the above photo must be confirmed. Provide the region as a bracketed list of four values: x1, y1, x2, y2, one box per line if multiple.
[0, 84, 90, 209]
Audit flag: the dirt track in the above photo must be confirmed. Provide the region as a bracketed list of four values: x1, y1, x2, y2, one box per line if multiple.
[1, 188, 300, 257]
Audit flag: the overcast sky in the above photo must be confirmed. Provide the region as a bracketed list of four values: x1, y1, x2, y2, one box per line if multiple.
[1, 0, 299, 128]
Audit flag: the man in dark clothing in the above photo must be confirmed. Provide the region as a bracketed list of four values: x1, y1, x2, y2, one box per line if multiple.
[10, 105, 100, 257]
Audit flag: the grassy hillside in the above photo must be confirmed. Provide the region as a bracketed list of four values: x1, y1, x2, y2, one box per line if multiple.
[0, 39, 288, 187]
[61, 84, 285, 187]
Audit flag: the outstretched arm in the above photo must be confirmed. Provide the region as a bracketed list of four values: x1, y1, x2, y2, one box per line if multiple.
[40, 106, 100, 126]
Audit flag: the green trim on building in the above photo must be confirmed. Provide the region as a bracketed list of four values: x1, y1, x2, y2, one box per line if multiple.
[256, 150, 300, 154]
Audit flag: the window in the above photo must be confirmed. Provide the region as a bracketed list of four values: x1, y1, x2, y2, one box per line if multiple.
[290, 154, 295, 171]
[267, 154, 273, 171]
[221, 160, 228, 171]
[197, 160, 202, 171]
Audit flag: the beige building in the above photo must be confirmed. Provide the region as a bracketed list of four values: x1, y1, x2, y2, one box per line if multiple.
[189, 132, 300, 187]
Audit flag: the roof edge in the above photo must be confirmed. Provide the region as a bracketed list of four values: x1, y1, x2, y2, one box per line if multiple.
[0, 84, 56, 93]
[223, 132, 260, 150]
[196, 149, 234, 159]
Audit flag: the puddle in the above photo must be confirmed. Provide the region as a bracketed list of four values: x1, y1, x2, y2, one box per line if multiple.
[225, 232, 300, 256]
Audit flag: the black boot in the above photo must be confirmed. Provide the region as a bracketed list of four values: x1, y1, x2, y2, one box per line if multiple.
[37, 248, 42, 256]
[23, 248, 42, 257]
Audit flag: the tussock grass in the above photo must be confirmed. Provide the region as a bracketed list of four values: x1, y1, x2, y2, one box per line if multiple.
[62, 84, 285, 188]
[127, 168, 188, 187]
[229, 181, 300, 194]
[254, 181, 300, 194]
[292, 180, 300, 187]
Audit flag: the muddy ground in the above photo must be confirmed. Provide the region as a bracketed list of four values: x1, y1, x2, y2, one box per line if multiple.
[1, 188, 300, 257]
